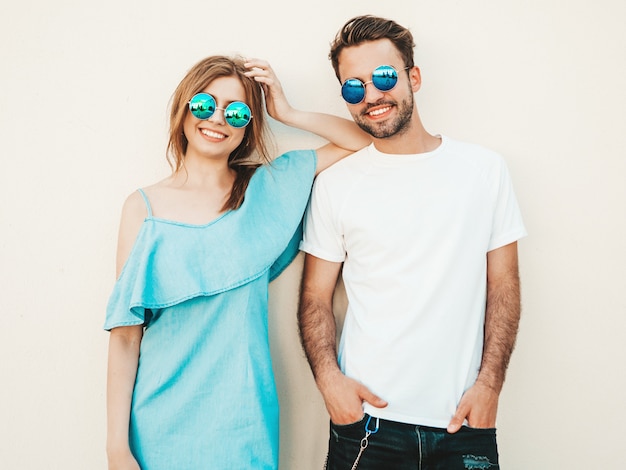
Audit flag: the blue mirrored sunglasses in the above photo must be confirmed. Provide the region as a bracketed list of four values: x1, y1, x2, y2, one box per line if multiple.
[341, 65, 409, 104]
[188, 93, 253, 128]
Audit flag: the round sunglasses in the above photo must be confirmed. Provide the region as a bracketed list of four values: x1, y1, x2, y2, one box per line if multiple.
[341, 65, 409, 105]
[188, 93, 253, 128]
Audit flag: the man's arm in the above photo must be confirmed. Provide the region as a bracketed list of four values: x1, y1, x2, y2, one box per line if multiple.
[298, 254, 387, 425]
[448, 241, 521, 432]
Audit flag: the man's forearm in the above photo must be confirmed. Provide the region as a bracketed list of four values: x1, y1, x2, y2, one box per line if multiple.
[477, 264, 521, 393]
[297, 289, 341, 385]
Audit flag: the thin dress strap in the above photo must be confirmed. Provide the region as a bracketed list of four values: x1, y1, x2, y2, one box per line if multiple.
[137, 188, 153, 218]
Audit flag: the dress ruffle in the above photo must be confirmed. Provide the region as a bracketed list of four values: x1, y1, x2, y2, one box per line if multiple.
[104, 150, 316, 330]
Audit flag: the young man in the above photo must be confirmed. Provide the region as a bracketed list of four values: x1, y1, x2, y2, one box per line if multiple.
[298, 15, 527, 469]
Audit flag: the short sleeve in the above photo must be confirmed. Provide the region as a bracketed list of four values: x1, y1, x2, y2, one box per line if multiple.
[487, 159, 527, 251]
[253, 150, 317, 205]
[268, 150, 317, 279]
[300, 174, 346, 262]
[269, 223, 303, 281]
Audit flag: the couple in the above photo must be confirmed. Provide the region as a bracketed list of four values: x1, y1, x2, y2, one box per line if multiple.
[105, 14, 526, 470]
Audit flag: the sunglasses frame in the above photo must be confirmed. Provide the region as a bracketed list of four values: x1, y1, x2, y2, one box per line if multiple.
[188, 93, 253, 128]
[340, 65, 410, 105]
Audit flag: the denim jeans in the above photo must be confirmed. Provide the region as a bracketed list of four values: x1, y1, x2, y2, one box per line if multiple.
[325, 414, 499, 470]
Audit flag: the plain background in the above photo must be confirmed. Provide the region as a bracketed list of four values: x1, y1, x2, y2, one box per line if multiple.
[1, 1, 625, 468]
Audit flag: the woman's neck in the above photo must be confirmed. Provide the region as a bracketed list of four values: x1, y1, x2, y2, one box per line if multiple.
[173, 153, 235, 190]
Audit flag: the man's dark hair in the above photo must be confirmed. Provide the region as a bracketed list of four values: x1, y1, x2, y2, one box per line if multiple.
[329, 15, 416, 81]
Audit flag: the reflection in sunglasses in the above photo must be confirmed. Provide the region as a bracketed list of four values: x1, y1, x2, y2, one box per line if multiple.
[188, 93, 253, 128]
[341, 65, 405, 104]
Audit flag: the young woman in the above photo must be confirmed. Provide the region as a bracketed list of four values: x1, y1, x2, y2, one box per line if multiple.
[104, 55, 369, 470]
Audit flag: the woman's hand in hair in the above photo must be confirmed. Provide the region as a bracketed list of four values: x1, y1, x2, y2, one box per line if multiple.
[244, 58, 294, 124]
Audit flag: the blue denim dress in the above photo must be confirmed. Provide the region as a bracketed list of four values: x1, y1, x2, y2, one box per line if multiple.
[104, 151, 316, 470]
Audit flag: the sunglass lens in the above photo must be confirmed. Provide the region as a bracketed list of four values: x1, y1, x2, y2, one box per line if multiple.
[372, 65, 398, 91]
[224, 102, 252, 128]
[189, 93, 216, 120]
[341, 79, 366, 104]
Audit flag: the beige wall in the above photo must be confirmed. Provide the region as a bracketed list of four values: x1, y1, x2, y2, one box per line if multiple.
[1, 1, 625, 468]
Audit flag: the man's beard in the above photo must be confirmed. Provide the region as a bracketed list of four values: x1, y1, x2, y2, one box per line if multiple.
[352, 93, 414, 139]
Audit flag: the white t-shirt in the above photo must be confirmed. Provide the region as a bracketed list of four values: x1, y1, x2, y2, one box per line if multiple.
[301, 136, 527, 428]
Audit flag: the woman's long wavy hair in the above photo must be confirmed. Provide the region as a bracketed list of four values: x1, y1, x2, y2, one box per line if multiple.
[166, 55, 273, 211]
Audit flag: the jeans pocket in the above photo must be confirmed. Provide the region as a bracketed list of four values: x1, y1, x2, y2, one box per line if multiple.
[330, 414, 368, 442]
[463, 426, 497, 434]
[330, 413, 368, 429]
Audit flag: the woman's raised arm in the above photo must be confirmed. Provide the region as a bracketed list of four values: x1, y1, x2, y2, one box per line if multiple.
[245, 58, 370, 174]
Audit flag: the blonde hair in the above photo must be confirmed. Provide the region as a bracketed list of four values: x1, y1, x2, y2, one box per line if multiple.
[166, 55, 273, 210]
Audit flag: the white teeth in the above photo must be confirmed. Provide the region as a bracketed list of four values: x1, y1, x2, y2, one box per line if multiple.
[200, 128, 225, 139]
[369, 106, 391, 116]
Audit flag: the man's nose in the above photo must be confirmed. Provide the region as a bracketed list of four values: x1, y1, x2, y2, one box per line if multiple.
[363, 81, 384, 103]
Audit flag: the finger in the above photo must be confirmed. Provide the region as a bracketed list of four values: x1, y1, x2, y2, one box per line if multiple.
[359, 386, 388, 408]
[447, 407, 467, 433]
[246, 73, 273, 88]
[244, 66, 275, 85]
[243, 59, 272, 76]
[244, 66, 268, 78]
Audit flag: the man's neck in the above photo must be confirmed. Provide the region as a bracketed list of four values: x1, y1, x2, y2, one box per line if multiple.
[372, 127, 441, 155]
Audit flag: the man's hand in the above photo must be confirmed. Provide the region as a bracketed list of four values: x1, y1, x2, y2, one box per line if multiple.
[447, 381, 499, 433]
[319, 369, 387, 425]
